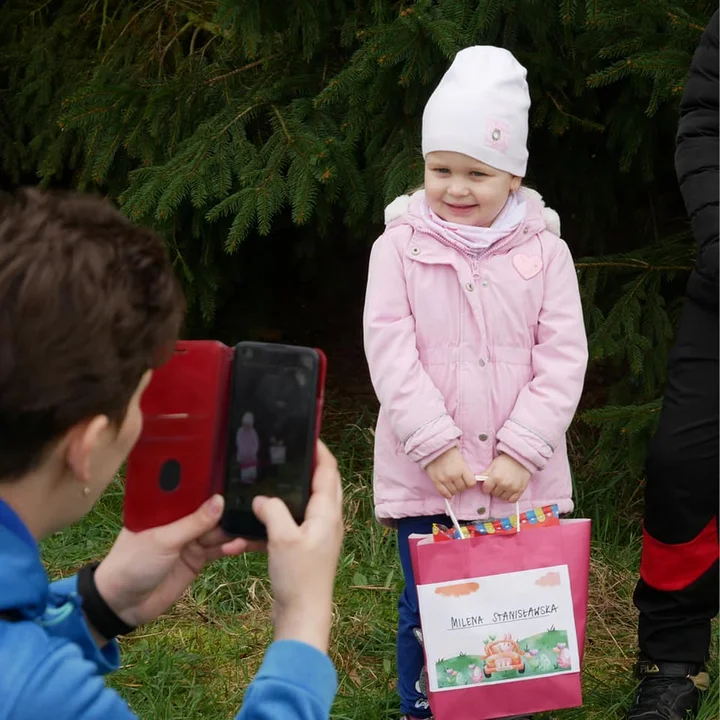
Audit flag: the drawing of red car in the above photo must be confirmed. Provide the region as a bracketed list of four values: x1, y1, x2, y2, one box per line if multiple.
[481, 635, 526, 677]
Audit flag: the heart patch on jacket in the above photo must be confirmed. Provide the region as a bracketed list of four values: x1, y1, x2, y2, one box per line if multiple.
[512, 253, 542, 280]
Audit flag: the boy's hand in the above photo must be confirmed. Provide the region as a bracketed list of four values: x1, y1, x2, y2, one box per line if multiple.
[425, 447, 477, 499]
[479, 454, 531, 503]
[94, 496, 257, 635]
[252, 440, 344, 654]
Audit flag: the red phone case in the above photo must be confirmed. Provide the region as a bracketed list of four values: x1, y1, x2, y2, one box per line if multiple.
[123, 340, 233, 532]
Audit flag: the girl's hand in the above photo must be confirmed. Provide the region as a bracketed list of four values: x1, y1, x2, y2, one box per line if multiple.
[425, 447, 477, 498]
[479, 454, 531, 503]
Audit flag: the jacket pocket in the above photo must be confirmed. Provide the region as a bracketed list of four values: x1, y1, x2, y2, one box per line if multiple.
[491, 345, 532, 366]
[418, 346, 460, 366]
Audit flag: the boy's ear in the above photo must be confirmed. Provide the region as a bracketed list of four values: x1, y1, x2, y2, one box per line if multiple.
[510, 176, 522, 192]
[66, 415, 110, 485]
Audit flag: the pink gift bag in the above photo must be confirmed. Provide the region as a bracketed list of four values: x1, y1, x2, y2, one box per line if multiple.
[409, 518, 591, 720]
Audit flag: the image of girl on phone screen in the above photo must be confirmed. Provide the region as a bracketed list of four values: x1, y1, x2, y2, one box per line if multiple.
[236, 411, 260, 484]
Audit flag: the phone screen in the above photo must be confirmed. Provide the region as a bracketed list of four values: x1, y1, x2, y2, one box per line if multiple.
[222, 343, 319, 537]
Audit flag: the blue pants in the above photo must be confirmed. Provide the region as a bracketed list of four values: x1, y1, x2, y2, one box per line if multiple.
[397, 515, 450, 718]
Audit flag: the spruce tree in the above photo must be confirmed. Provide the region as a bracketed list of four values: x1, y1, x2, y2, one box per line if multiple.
[0, 0, 715, 498]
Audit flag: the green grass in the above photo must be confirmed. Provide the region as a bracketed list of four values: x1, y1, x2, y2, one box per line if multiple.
[42, 405, 718, 719]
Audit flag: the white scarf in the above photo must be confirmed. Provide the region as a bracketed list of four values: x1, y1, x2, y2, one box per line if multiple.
[419, 190, 526, 252]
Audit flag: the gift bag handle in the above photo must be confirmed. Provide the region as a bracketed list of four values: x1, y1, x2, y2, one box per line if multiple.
[445, 478, 521, 539]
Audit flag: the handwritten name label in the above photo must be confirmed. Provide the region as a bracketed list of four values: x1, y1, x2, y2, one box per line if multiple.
[449, 604, 559, 631]
[493, 604, 558, 623]
[450, 615, 484, 630]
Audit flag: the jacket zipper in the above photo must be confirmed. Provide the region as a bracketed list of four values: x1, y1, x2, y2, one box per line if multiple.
[407, 221, 533, 522]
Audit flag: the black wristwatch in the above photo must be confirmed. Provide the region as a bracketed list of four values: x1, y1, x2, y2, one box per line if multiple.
[77, 563, 136, 639]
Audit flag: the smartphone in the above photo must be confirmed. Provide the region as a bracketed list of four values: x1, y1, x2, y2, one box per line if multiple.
[220, 342, 327, 539]
[123, 340, 233, 532]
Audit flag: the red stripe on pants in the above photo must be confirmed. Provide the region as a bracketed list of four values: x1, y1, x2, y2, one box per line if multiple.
[640, 516, 719, 592]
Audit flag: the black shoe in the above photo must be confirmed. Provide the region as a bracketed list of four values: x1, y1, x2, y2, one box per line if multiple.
[627, 658, 710, 719]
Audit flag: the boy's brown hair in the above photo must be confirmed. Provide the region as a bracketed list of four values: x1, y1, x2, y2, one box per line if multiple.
[0, 188, 184, 480]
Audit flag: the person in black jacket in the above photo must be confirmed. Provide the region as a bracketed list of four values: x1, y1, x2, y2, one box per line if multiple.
[627, 11, 719, 720]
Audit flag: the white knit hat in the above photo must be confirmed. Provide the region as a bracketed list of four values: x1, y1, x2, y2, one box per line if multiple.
[422, 46, 530, 177]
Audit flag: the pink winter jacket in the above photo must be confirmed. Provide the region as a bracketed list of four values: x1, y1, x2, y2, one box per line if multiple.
[363, 188, 588, 525]
[236, 427, 260, 467]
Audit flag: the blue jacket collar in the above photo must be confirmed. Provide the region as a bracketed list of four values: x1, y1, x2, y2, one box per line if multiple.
[0, 499, 49, 619]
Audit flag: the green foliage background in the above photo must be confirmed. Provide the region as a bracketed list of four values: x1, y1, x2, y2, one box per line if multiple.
[0, 0, 715, 501]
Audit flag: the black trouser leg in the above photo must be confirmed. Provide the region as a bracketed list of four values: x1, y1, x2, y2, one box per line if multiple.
[634, 298, 719, 665]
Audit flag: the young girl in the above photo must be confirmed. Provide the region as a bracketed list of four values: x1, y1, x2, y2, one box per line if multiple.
[236, 411, 260, 483]
[363, 46, 588, 720]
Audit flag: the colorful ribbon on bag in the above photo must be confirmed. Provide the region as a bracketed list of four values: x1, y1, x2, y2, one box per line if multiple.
[435, 502, 561, 542]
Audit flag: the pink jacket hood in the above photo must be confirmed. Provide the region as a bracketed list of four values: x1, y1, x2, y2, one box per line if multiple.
[384, 186, 562, 238]
[363, 187, 588, 524]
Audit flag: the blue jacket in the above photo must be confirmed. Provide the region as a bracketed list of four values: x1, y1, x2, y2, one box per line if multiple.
[0, 500, 337, 719]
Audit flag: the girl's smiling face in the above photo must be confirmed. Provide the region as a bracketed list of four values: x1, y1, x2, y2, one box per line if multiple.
[424, 151, 521, 227]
